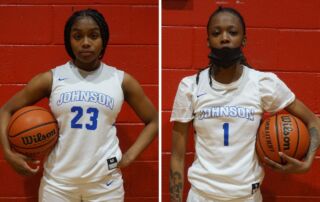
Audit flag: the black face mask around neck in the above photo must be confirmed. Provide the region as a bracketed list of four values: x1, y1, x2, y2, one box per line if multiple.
[208, 47, 243, 68]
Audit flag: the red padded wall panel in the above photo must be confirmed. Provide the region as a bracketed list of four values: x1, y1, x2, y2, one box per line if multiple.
[0, 2, 158, 202]
[162, 27, 193, 69]
[0, 0, 158, 5]
[0, 6, 53, 44]
[163, 0, 320, 201]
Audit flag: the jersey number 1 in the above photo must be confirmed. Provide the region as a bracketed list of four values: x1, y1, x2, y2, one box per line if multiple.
[222, 123, 229, 146]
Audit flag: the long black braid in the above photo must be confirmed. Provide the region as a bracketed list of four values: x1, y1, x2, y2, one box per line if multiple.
[64, 9, 109, 60]
[196, 6, 251, 85]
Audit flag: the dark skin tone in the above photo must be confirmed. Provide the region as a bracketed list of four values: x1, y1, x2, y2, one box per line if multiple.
[170, 12, 320, 202]
[0, 16, 158, 175]
[265, 100, 320, 173]
[70, 17, 102, 71]
[207, 12, 246, 84]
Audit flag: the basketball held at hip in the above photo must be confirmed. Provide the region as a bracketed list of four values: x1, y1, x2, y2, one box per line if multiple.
[7, 106, 58, 158]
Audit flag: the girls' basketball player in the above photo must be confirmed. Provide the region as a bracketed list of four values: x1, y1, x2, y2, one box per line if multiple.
[169, 7, 320, 202]
[0, 9, 158, 201]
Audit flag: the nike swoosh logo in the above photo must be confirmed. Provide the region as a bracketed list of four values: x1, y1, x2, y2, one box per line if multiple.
[197, 93, 207, 98]
[106, 180, 113, 186]
[58, 78, 67, 81]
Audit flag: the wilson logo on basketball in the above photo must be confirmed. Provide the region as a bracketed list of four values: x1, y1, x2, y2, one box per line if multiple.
[21, 129, 57, 145]
[8, 106, 59, 157]
[282, 116, 293, 150]
[256, 114, 310, 165]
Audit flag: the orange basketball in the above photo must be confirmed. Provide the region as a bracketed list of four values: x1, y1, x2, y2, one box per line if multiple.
[256, 114, 310, 165]
[7, 106, 58, 157]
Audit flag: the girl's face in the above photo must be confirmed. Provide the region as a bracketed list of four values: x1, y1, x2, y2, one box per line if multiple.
[207, 12, 245, 49]
[70, 16, 103, 70]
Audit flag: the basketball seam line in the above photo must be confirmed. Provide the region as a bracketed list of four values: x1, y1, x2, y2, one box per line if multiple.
[292, 117, 300, 158]
[9, 121, 57, 138]
[275, 114, 283, 164]
[8, 108, 50, 132]
[257, 122, 269, 160]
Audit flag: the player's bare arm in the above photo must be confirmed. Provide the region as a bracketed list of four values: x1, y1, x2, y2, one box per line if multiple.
[0, 71, 52, 175]
[170, 121, 189, 202]
[117, 73, 158, 168]
[264, 98, 320, 173]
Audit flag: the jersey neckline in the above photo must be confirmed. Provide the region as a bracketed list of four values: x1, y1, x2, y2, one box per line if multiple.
[210, 65, 248, 91]
[69, 61, 103, 79]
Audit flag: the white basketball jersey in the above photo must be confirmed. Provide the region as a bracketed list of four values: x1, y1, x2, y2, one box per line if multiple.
[45, 61, 124, 184]
[171, 66, 295, 200]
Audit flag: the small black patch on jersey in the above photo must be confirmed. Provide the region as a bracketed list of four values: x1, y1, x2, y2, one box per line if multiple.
[252, 182, 260, 194]
[107, 157, 118, 170]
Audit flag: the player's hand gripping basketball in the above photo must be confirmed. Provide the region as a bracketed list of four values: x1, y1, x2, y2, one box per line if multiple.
[264, 152, 310, 173]
[5, 150, 40, 176]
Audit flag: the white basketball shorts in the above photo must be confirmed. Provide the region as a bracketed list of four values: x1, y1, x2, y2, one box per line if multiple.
[187, 187, 263, 202]
[39, 170, 124, 202]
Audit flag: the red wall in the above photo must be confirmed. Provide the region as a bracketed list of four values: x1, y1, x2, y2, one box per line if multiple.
[162, 0, 320, 201]
[0, 1, 158, 201]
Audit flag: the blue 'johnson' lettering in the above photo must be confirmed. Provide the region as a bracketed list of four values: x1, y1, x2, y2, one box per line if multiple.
[197, 106, 255, 121]
[57, 91, 114, 110]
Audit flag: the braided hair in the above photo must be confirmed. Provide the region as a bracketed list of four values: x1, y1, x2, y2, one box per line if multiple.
[64, 9, 109, 60]
[196, 6, 251, 85]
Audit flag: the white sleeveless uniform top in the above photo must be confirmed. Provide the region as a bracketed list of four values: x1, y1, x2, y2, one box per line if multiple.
[171, 66, 295, 200]
[45, 61, 124, 184]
